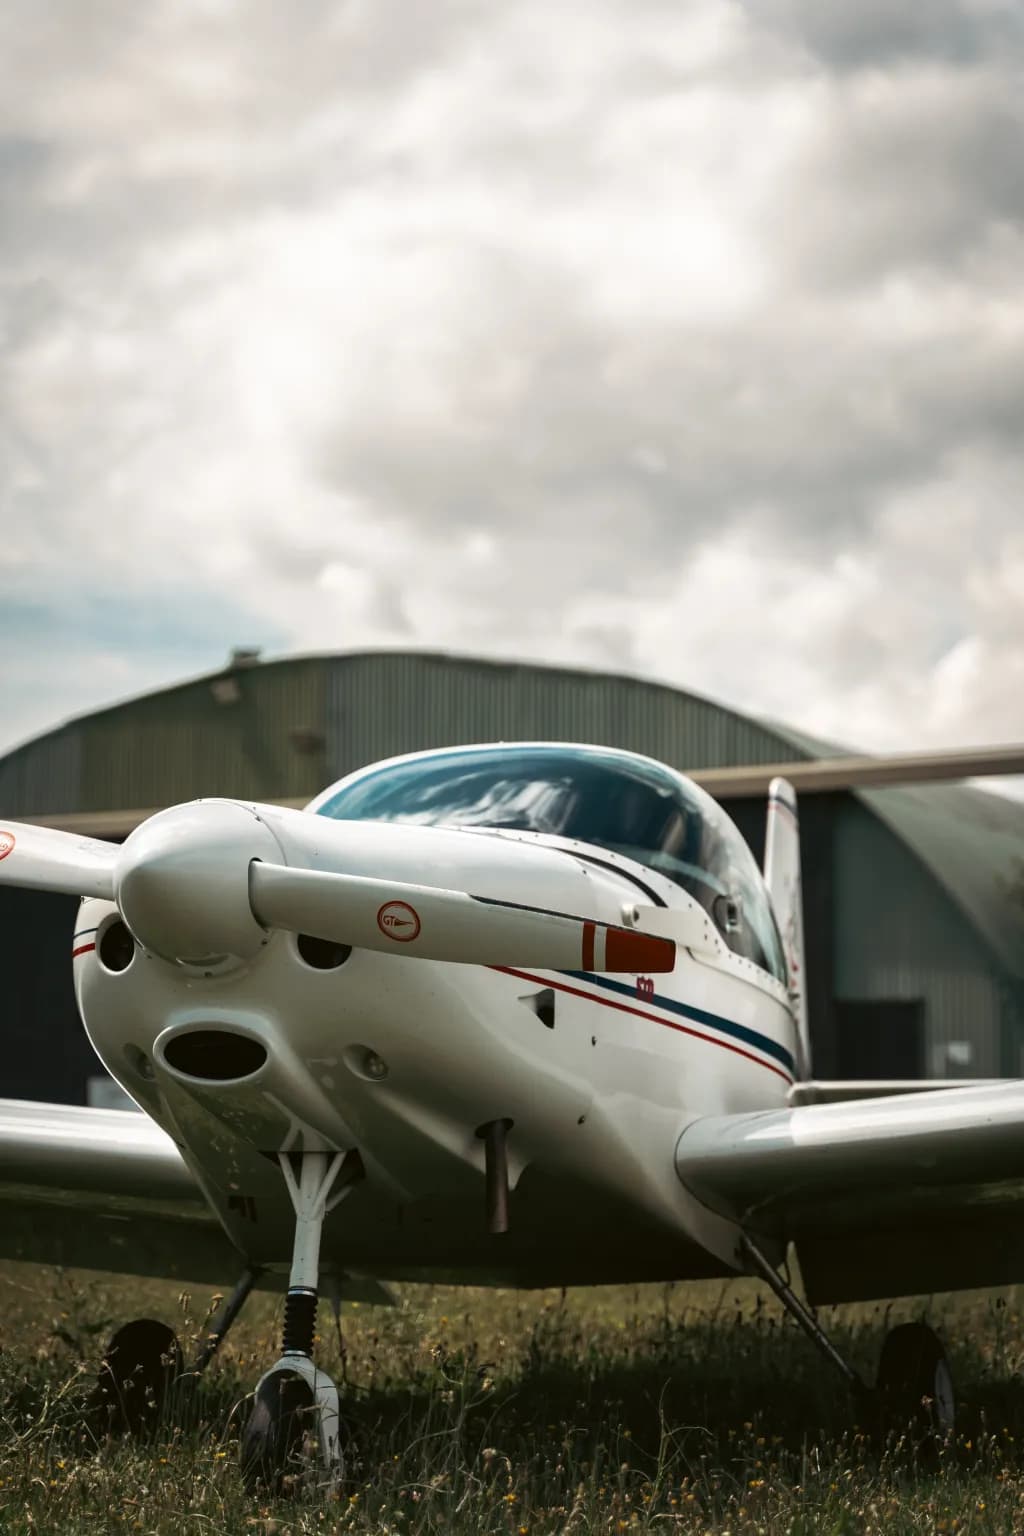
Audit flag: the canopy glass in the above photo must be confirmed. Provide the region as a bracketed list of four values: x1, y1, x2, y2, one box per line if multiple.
[317, 745, 786, 981]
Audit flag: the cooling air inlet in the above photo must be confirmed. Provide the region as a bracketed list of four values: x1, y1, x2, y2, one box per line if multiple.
[161, 1029, 268, 1083]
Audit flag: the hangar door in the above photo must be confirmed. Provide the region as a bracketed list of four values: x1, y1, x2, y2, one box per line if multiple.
[835, 999, 924, 1079]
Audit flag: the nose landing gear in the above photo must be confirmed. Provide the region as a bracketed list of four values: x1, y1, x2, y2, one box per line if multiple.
[240, 1147, 358, 1493]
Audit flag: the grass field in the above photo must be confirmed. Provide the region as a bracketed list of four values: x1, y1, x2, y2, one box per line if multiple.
[2, 1263, 1024, 1534]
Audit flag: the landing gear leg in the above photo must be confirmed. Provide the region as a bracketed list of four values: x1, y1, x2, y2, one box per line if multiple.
[739, 1234, 869, 1402]
[240, 1150, 353, 1493]
[740, 1235, 956, 1436]
[192, 1268, 261, 1377]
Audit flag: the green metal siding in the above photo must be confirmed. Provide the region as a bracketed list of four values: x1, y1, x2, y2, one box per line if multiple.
[833, 798, 1018, 1076]
[859, 782, 1024, 983]
[0, 658, 329, 815]
[79, 657, 328, 811]
[324, 653, 801, 785]
[0, 652, 804, 819]
[0, 724, 84, 815]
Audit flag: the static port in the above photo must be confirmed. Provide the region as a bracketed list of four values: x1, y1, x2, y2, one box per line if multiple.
[99, 920, 135, 973]
[162, 1030, 268, 1083]
[296, 934, 352, 970]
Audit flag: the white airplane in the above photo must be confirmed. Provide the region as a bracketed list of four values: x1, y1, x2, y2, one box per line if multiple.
[0, 740, 1017, 1485]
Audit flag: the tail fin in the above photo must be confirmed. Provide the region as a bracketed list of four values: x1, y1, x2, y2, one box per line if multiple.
[764, 776, 810, 1079]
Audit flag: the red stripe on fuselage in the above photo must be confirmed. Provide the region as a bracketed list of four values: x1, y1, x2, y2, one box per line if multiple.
[492, 966, 793, 1084]
[72, 942, 96, 959]
[581, 922, 596, 969]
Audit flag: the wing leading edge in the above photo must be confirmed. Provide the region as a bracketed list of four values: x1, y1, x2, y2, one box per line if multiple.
[676, 1081, 1024, 1304]
[0, 1100, 396, 1303]
[0, 1098, 239, 1284]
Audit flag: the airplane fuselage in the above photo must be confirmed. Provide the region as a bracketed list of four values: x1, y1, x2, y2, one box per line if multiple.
[73, 805, 797, 1288]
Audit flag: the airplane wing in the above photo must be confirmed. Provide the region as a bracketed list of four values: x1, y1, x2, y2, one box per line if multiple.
[675, 1081, 1024, 1305]
[0, 1098, 238, 1285]
[0, 1099, 396, 1303]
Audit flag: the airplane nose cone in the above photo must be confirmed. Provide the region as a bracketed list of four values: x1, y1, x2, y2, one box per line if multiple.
[115, 800, 284, 965]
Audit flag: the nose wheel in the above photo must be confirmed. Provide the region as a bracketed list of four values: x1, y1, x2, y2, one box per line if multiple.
[240, 1369, 316, 1488]
[239, 1146, 358, 1493]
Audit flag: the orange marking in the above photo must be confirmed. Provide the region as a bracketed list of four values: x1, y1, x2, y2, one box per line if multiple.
[606, 928, 675, 973]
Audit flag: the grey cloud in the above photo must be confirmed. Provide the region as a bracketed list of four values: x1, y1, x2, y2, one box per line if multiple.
[315, 250, 1024, 592]
[782, 72, 1024, 284]
[753, 0, 1024, 70]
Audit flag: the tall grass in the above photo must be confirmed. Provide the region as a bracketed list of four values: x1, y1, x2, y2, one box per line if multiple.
[2, 1263, 1024, 1533]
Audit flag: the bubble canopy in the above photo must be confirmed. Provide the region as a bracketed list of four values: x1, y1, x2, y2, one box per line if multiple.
[315, 744, 786, 982]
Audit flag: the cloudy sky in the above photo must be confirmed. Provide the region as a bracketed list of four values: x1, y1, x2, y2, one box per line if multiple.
[3, 0, 1024, 765]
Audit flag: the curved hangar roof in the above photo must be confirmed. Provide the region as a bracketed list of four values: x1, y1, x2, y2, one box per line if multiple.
[1, 649, 1022, 976]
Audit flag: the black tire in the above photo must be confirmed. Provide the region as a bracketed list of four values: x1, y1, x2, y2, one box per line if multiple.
[240, 1370, 316, 1493]
[877, 1321, 955, 1436]
[92, 1318, 184, 1437]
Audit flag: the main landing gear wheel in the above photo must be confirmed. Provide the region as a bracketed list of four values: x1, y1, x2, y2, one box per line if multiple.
[877, 1322, 955, 1437]
[92, 1319, 184, 1437]
[240, 1370, 316, 1493]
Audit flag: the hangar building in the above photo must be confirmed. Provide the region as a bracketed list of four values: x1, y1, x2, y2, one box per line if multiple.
[2, 649, 1023, 1103]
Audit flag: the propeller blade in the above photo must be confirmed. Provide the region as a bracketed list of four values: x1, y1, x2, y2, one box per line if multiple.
[249, 861, 676, 973]
[0, 821, 117, 900]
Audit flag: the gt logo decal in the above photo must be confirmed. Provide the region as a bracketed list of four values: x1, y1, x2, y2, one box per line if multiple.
[377, 900, 421, 942]
[0, 831, 14, 861]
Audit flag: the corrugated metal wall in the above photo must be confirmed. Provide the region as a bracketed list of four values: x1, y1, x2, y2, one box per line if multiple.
[0, 724, 84, 816]
[0, 658, 329, 816]
[0, 652, 803, 818]
[323, 653, 799, 784]
[833, 798, 1017, 1076]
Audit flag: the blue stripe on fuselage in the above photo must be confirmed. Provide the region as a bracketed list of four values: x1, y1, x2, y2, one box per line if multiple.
[559, 970, 797, 1075]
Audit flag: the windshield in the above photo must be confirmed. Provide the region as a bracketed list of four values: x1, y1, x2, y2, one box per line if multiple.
[316, 746, 786, 981]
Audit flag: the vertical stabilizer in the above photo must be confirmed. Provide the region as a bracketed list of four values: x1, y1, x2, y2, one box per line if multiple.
[764, 776, 810, 1079]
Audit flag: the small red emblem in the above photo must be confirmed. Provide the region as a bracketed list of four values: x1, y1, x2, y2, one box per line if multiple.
[376, 900, 421, 943]
[0, 831, 14, 862]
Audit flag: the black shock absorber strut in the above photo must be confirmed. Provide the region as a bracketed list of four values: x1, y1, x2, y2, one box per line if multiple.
[282, 1286, 318, 1357]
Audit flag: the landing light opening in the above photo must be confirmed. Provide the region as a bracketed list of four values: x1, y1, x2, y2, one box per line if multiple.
[343, 1045, 390, 1082]
[161, 1030, 268, 1083]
